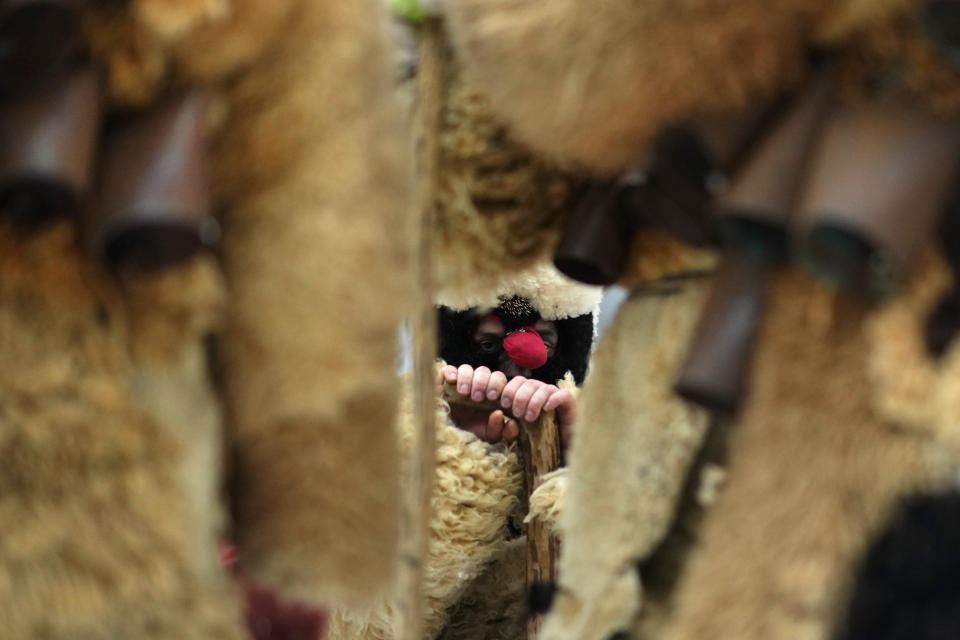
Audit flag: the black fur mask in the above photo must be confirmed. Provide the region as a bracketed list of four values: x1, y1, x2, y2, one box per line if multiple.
[437, 296, 594, 385]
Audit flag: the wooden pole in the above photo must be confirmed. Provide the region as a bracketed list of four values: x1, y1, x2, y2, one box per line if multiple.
[441, 383, 563, 639]
[518, 411, 562, 639]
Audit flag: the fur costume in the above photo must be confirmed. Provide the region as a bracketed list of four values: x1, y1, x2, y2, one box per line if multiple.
[433, 1, 960, 639]
[3, 0, 411, 636]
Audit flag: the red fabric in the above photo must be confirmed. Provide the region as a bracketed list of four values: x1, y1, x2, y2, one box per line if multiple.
[503, 326, 548, 370]
[219, 541, 328, 640]
[241, 579, 327, 640]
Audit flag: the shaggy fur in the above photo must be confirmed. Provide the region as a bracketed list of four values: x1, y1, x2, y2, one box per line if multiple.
[88, 0, 295, 106]
[437, 538, 528, 640]
[540, 279, 712, 640]
[86, 6, 170, 107]
[119, 256, 229, 586]
[822, 2, 960, 117]
[648, 270, 958, 640]
[443, 0, 960, 175]
[430, 56, 578, 299]
[445, 0, 836, 174]
[0, 224, 243, 638]
[434, 3, 960, 640]
[88, 0, 413, 612]
[326, 400, 524, 640]
[617, 232, 718, 288]
[204, 0, 410, 607]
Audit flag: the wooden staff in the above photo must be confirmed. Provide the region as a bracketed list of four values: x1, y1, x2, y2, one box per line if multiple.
[442, 382, 563, 639]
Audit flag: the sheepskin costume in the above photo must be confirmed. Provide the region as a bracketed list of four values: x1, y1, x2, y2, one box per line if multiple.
[437, 1, 960, 639]
[2, 0, 411, 636]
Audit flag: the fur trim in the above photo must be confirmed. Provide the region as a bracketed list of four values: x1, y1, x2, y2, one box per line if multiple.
[435, 262, 602, 321]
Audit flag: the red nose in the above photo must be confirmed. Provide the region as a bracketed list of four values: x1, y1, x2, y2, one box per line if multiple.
[503, 327, 548, 370]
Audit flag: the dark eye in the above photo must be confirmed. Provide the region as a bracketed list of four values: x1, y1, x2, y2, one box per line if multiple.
[478, 340, 498, 354]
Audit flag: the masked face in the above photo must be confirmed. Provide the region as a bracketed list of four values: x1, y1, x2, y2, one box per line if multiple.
[472, 314, 559, 379]
[437, 303, 594, 385]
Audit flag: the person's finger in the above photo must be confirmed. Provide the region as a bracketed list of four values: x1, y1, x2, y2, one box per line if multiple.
[511, 379, 543, 419]
[502, 419, 520, 443]
[485, 410, 505, 443]
[543, 389, 574, 414]
[456, 364, 475, 395]
[471, 366, 492, 402]
[524, 384, 559, 422]
[442, 364, 458, 384]
[500, 375, 528, 410]
[486, 370, 508, 401]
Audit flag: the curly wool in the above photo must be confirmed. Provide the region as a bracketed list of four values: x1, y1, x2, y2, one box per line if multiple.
[327, 400, 524, 640]
[525, 468, 568, 535]
[437, 538, 528, 640]
[431, 57, 579, 299]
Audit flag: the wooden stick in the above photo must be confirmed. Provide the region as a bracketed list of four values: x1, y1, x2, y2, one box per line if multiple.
[441, 383, 563, 639]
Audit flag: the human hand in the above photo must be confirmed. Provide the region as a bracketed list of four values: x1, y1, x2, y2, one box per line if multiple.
[441, 364, 577, 447]
[442, 364, 518, 443]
